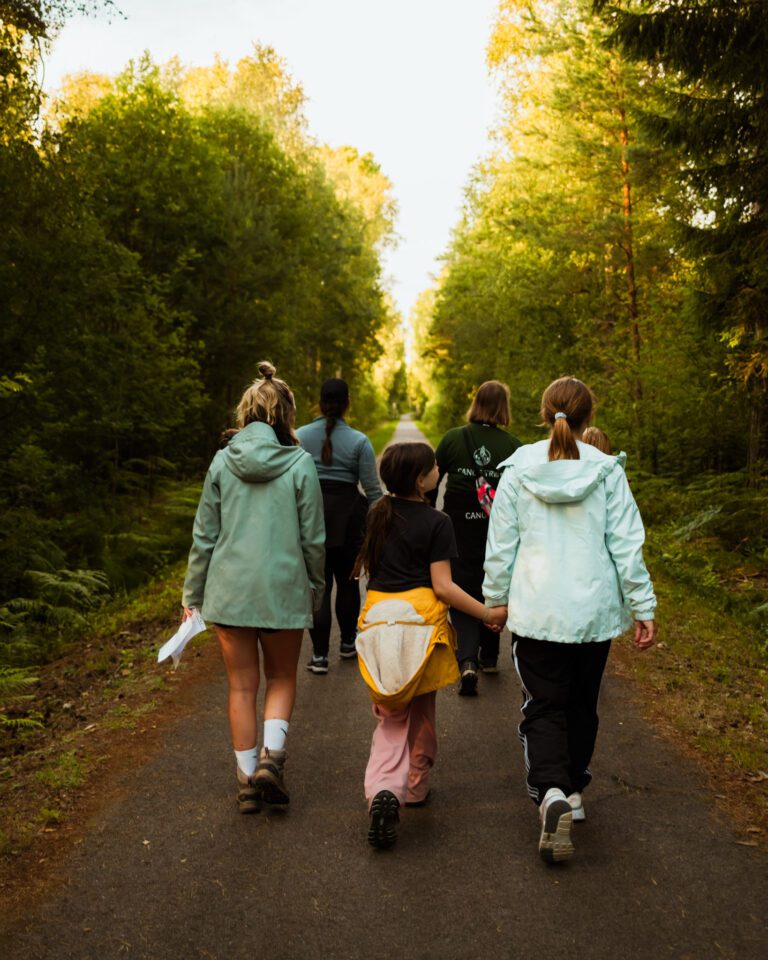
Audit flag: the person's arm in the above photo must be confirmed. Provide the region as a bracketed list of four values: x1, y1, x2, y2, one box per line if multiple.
[295, 456, 327, 608]
[357, 436, 383, 503]
[482, 467, 520, 606]
[182, 463, 222, 615]
[604, 464, 657, 647]
[430, 560, 503, 629]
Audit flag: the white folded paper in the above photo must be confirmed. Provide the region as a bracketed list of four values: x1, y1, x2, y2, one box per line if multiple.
[158, 610, 207, 668]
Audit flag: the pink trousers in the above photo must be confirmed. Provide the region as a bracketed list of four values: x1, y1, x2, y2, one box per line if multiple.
[364, 691, 437, 808]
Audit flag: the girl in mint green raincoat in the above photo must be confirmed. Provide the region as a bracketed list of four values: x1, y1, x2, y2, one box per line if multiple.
[182, 361, 325, 813]
[483, 377, 657, 864]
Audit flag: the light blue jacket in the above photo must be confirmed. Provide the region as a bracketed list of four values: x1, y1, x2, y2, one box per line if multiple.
[296, 417, 383, 504]
[483, 439, 656, 643]
[182, 422, 325, 628]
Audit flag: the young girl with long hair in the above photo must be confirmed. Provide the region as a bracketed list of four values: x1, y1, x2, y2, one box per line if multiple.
[483, 377, 657, 863]
[182, 361, 325, 813]
[353, 442, 505, 849]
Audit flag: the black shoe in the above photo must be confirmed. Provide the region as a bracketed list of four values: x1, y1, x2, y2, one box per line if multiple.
[368, 790, 400, 849]
[307, 654, 329, 674]
[458, 662, 479, 696]
[339, 641, 358, 659]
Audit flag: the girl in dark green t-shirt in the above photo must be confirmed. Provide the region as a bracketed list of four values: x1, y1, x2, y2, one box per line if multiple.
[431, 381, 520, 694]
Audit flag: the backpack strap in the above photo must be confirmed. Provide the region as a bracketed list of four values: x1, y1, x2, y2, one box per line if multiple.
[461, 425, 482, 479]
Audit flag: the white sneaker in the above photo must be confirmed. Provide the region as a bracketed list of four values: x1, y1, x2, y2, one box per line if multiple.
[567, 792, 586, 822]
[538, 788, 574, 863]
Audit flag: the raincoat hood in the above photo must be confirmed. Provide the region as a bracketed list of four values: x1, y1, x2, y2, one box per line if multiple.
[223, 421, 307, 483]
[515, 452, 627, 504]
[497, 440, 627, 504]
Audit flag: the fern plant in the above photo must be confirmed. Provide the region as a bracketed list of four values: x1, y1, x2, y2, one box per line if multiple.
[0, 667, 43, 731]
[0, 568, 110, 666]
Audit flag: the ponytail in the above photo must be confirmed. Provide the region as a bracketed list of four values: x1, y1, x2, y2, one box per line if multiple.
[321, 415, 336, 465]
[549, 415, 580, 461]
[540, 376, 595, 462]
[318, 393, 349, 466]
[353, 495, 394, 580]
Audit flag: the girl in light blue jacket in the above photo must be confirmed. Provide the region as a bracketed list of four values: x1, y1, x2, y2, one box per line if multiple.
[483, 376, 657, 864]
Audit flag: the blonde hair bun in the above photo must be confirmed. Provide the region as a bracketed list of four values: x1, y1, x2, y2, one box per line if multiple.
[257, 360, 276, 380]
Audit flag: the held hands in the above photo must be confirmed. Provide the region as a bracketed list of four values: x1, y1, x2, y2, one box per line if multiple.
[482, 606, 508, 633]
[633, 619, 657, 650]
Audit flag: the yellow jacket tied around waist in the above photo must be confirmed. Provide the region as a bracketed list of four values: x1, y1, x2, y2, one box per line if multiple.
[356, 587, 460, 710]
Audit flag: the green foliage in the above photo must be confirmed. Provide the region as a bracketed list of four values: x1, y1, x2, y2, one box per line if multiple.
[630, 469, 768, 630]
[416, 0, 753, 478]
[0, 667, 43, 731]
[593, 0, 768, 473]
[1, 39, 398, 667]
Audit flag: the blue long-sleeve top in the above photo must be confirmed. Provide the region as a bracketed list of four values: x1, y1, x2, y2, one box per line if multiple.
[296, 417, 383, 504]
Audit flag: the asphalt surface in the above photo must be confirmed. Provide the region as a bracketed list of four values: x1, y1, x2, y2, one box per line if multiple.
[3, 418, 765, 960]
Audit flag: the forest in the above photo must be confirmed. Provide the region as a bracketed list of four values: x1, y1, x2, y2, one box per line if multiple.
[0, 1, 766, 694]
[0, 3, 406, 674]
[413, 0, 767, 641]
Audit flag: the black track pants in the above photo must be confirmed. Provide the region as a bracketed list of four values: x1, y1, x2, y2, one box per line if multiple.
[512, 635, 611, 805]
[450, 559, 499, 667]
[310, 546, 361, 656]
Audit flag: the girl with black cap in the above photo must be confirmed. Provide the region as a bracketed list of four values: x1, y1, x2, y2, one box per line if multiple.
[297, 379, 383, 672]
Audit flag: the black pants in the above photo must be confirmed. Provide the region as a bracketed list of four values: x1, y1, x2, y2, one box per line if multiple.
[450, 560, 499, 667]
[310, 545, 361, 656]
[512, 635, 611, 805]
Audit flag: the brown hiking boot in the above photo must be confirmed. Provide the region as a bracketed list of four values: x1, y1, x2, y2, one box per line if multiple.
[236, 767, 261, 814]
[253, 747, 289, 806]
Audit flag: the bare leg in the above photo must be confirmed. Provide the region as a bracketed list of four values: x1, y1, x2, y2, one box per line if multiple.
[260, 630, 304, 721]
[216, 625, 260, 750]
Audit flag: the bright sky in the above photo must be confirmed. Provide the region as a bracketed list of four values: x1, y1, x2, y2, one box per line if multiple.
[42, 0, 501, 320]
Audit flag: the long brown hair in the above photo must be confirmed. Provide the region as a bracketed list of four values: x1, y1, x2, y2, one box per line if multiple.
[353, 442, 436, 580]
[236, 361, 299, 446]
[466, 380, 511, 426]
[540, 377, 594, 461]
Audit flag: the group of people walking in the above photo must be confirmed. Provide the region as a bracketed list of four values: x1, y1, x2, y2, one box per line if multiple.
[181, 363, 656, 863]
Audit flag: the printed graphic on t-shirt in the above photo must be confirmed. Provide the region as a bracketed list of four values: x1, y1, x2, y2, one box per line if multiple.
[473, 445, 492, 468]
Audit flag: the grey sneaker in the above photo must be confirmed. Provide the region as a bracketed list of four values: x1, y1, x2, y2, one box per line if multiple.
[307, 654, 329, 674]
[567, 792, 586, 822]
[538, 788, 574, 863]
[253, 747, 289, 806]
[236, 767, 260, 814]
[339, 640, 358, 659]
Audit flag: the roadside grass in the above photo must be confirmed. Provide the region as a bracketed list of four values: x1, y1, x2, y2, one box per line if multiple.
[415, 419, 442, 448]
[611, 567, 767, 834]
[368, 419, 399, 454]
[0, 562, 202, 863]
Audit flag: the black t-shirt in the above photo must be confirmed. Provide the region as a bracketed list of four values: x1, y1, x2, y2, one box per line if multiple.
[367, 498, 459, 592]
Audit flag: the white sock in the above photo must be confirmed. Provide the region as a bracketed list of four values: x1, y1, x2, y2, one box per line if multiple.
[235, 747, 259, 777]
[263, 719, 289, 752]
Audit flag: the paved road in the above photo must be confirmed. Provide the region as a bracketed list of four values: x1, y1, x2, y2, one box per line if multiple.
[3, 418, 765, 960]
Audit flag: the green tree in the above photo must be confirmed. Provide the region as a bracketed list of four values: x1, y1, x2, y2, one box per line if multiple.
[593, 0, 768, 474]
